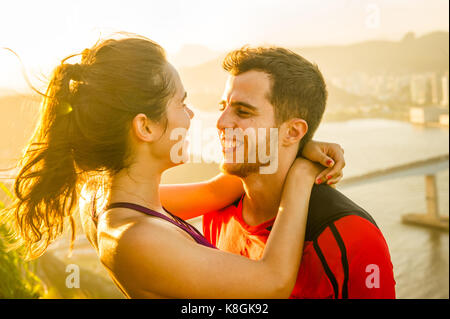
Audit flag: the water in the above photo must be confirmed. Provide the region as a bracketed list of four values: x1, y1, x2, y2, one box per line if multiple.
[191, 111, 449, 298]
[314, 119, 449, 299]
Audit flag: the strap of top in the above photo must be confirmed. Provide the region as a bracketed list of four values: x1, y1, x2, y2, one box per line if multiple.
[106, 202, 179, 225]
[104, 202, 212, 247]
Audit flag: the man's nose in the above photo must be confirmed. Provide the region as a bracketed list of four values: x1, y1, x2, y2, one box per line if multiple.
[217, 107, 234, 130]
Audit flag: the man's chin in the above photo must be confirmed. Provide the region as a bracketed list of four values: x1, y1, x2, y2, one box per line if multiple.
[219, 162, 260, 178]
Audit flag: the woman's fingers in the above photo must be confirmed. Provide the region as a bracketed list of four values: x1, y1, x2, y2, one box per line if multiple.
[327, 171, 343, 185]
[318, 154, 335, 168]
[315, 167, 331, 184]
[315, 166, 344, 185]
[326, 155, 345, 179]
[309, 141, 346, 185]
[329, 144, 345, 170]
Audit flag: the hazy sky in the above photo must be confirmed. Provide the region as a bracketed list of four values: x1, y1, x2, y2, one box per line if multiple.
[0, 0, 448, 91]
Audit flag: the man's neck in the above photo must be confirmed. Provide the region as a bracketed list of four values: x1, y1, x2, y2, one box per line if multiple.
[241, 159, 292, 226]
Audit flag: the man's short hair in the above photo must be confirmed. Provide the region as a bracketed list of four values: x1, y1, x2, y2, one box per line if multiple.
[222, 46, 328, 153]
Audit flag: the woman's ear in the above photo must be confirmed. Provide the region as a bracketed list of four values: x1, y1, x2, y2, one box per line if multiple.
[131, 113, 161, 143]
[281, 118, 308, 147]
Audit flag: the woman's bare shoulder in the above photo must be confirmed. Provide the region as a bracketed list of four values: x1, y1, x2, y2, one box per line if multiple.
[96, 208, 195, 263]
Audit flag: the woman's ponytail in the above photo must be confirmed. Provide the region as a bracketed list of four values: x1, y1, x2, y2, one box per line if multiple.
[2, 63, 81, 260]
[1, 36, 175, 260]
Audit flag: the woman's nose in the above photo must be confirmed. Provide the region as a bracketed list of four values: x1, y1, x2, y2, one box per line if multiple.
[186, 106, 194, 119]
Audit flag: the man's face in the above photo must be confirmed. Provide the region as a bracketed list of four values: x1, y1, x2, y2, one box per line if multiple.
[217, 70, 278, 177]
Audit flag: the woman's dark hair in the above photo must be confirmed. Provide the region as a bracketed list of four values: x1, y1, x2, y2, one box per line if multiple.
[1, 35, 175, 260]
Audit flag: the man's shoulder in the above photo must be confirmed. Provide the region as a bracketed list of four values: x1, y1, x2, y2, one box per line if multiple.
[305, 184, 377, 241]
[203, 184, 378, 241]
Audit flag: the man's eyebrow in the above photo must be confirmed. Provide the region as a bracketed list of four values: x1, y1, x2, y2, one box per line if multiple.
[220, 100, 258, 111]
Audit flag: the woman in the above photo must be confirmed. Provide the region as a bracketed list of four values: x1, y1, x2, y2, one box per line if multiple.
[2, 35, 344, 298]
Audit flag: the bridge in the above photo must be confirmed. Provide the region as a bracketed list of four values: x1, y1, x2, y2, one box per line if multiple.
[338, 154, 449, 231]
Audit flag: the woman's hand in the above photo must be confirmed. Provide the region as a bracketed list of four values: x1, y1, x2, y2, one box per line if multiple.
[301, 140, 345, 186]
[286, 157, 324, 186]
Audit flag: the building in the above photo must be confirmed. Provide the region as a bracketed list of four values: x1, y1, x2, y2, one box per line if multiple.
[439, 113, 449, 126]
[410, 73, 446, 106]
[429, 74, 439, 105]
[441, 73, 449, 107]
[410, 106, 449, 125]
[410, 75, 430, 105]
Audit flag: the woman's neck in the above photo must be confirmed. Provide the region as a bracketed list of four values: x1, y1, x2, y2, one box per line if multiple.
[108, 161, 163, 213]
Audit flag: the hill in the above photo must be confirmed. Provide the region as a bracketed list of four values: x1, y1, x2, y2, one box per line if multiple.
[178, 31, 448, 111]
[292, 31, 449, 77]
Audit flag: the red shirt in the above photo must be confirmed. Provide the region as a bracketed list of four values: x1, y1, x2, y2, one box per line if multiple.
[203, 195, 396, 299]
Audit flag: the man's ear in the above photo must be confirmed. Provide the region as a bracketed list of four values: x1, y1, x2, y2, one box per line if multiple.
[280, 118, 308, 147]
[131, 113, 161, 143]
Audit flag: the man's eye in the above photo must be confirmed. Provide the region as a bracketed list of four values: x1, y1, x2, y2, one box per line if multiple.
[237, 109, 250, 116]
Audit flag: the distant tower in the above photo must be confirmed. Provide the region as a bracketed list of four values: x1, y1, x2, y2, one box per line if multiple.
[410, 75, 428, 105]
[441, 72, 449, 107]
[429, 73, 439, 105]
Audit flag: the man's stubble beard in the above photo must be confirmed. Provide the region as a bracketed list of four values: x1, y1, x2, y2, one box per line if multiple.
[219, 147, 277, 178]
[219, 136, 262, 178]
[219, 161, 261, 178]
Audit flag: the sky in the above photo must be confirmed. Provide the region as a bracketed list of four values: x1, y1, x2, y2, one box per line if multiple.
[0, 0, 448, 91]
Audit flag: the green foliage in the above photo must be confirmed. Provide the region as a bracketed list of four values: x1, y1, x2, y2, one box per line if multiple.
[0, 182, 44, 299]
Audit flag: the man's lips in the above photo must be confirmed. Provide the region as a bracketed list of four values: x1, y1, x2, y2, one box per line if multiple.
[219, 130, 251, 154]
[221, 138, 244, 153]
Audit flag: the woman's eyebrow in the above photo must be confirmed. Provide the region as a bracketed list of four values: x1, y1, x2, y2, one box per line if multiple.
[181, 92, 187, 102]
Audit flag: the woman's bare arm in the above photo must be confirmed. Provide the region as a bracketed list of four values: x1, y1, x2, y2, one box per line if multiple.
[159, 173, 244, 220]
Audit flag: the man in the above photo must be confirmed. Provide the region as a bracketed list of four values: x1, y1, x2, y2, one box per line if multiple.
[203, 47, 396, 299]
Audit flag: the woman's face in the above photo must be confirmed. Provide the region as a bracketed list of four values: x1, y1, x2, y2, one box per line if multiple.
[150, 63, 194, 168]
